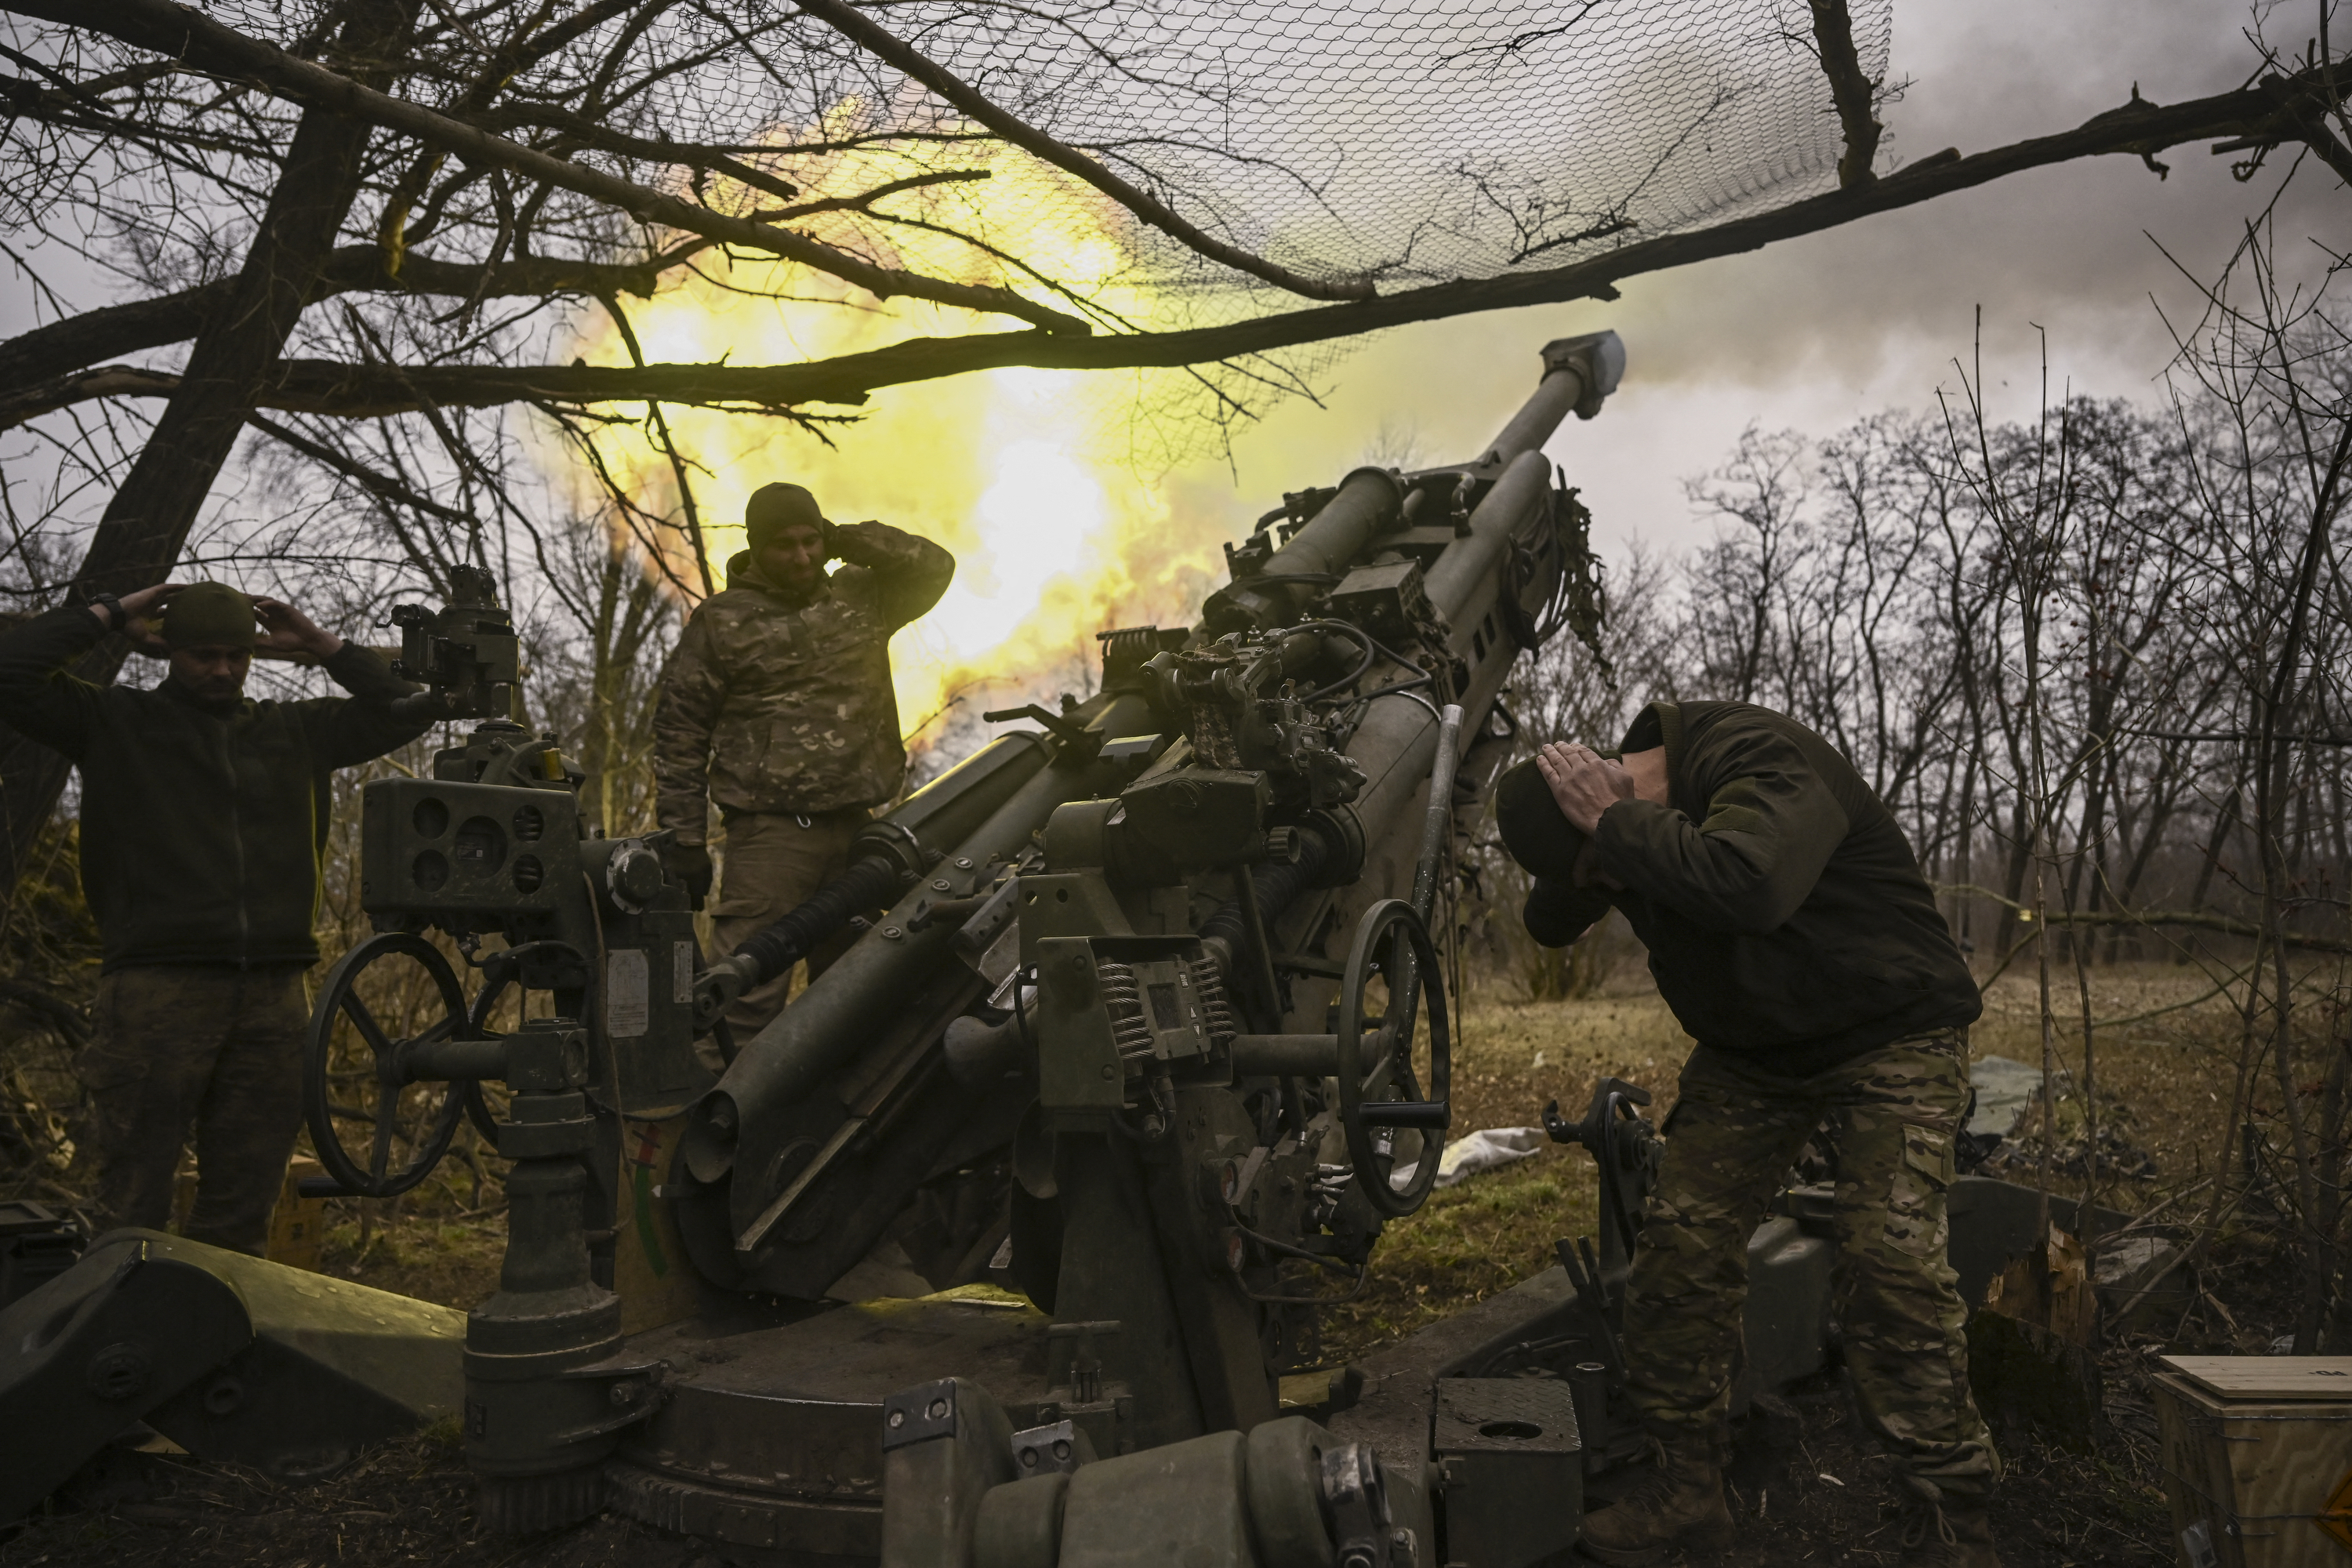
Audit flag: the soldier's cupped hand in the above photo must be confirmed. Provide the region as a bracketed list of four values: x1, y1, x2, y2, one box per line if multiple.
[251, 597, 347, 659]
[1534, 740, 1635, 835]
[113, 581, 182, 655]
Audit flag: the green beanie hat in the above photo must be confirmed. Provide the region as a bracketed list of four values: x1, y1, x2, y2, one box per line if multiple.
[1495, 756, 1591, 883]
[160, 582, 257, 651]
[745, 483, 826, 553]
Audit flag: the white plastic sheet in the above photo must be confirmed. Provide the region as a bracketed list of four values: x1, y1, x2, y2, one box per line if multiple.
[1392, 1127, 1548, 1192]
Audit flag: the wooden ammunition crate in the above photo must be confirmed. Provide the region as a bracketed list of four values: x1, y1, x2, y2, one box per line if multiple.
[171, 1154, 328, 1271]
[2152, 1356, 2352, 1566]
[268, 1156, 328, 1270]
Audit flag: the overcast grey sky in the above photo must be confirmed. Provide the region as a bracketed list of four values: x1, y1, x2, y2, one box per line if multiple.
[1202, 0, 2336, 561]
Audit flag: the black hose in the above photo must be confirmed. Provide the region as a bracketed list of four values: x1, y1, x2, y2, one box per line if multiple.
[1199, 827, 1334, 993]
[1291, 619, 1374, 702]
[1345, 673, 1435, 710]
[731, 853, 907, 984]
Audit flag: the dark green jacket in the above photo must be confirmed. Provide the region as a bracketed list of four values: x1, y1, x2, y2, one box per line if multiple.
[1525, 700, 1980, 1075]
[0, 607, 431, 971]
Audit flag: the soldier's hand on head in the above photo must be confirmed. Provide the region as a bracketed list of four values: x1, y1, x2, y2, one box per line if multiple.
[119, 582, 180, 619]
[251, 597, 344, 659]
[109, 582, 182, 653]
[1535, 741, 1636, 836]
[822, 519, 887, 564]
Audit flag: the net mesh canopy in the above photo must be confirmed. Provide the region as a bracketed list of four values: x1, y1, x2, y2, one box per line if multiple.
[885, 0, 1893, 298]
[2, 0, 1896, 349]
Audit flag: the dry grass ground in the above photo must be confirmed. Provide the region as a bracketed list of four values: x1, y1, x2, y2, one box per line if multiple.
[1329, 956, 2308, 1360]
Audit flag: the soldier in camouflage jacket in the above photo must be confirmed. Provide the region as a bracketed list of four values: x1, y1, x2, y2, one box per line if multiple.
[1501, 701, 2000, 1568]
[652, 482, 954, 1040]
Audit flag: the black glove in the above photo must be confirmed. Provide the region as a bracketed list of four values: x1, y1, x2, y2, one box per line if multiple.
[823, 518, 887, 565]
[661, 840, 714, 909]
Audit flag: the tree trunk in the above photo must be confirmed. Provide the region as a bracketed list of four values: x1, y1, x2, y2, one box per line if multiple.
[0, 0, 421, 887]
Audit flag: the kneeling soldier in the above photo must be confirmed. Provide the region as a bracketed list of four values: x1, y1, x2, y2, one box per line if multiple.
[1497, 699, 1999, 1568]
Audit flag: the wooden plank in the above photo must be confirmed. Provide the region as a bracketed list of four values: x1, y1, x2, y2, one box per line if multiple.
[2159, 1356, 2352, 1403]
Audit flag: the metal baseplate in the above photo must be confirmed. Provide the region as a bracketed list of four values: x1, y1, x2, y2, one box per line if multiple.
[0, 1229, 464, 1520]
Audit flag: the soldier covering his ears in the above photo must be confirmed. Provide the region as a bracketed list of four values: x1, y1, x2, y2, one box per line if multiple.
[0, 580, 433, 1254]
[651, 482, 953, 1040]
[1496, 700, 2000, 1568]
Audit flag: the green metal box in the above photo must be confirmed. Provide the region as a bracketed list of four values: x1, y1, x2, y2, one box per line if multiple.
[1435, 1377, 1583, 1568]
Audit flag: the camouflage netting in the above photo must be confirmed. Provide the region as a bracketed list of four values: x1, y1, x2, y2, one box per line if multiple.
[893, 0, 1894, 294]
[4, 0, 1890, 328]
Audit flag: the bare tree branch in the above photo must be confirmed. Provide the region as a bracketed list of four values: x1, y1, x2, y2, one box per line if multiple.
[15, 67, 2339, 427]
[1942, 884, 2352, 954]
[0, 162, 992, 398]
[789, 0, 1375, 303]
[245, 411, 475, 524]
[0, 168, 991, 398]
[3, 0, 1092, 335]
[0, 245, 687, 397]
[1806, 0, 1882, 187]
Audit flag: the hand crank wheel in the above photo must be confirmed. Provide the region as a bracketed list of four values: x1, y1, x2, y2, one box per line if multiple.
[303, 931, 472, 1199]
[1335, 898, 1452, 1218]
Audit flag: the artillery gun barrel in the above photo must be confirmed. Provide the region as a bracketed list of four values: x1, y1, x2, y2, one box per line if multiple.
[1207, 331, 1621, 631]
[712, 730, 1057, 993]
[1258, 446, 1574, 1002]
[1423, 447, 1553, 622]
[1485, 330, 1627, 463]
[682, 693, 1153, 1195]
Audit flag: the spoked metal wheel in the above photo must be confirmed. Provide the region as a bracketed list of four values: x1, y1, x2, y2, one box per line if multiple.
[1335, 898, 1454, 1218]
[303, 931, 473, 1199]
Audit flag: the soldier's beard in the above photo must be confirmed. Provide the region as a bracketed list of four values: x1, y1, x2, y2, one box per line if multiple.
[755, 545, 825, 598]
[166, 648, 250, 706]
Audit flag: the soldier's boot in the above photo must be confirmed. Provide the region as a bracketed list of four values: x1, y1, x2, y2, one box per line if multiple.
[1899, 1480, 2003, 1567]
[1575, 1441, 1737, 1566]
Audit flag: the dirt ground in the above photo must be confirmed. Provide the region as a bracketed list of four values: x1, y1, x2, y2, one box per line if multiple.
[4, 964, 2302, 1568]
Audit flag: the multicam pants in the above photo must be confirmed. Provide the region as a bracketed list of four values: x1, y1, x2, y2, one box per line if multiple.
[1622, 1028, 2000, 1500]
[707, 805, 869, 1040]
[73, 963, 309, 1256]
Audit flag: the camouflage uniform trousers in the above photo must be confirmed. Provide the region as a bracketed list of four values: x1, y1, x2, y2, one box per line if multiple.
[708, 804, 870, 1041]
[73, 963, 310, 1256]
[1621, 1027, 1999, 1501]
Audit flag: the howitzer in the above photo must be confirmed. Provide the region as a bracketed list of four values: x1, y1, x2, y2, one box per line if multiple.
[3, 332, 1667, 1559]
[368, 331, 1625, 1552]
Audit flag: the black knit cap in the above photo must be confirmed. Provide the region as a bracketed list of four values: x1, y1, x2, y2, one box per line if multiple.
[1494, 757, 1589, 882]
[159, 582, 256, 651]
[745, 483, 826, 552]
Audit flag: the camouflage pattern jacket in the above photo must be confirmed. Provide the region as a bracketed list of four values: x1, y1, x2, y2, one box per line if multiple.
[652, 521, 954, 837]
